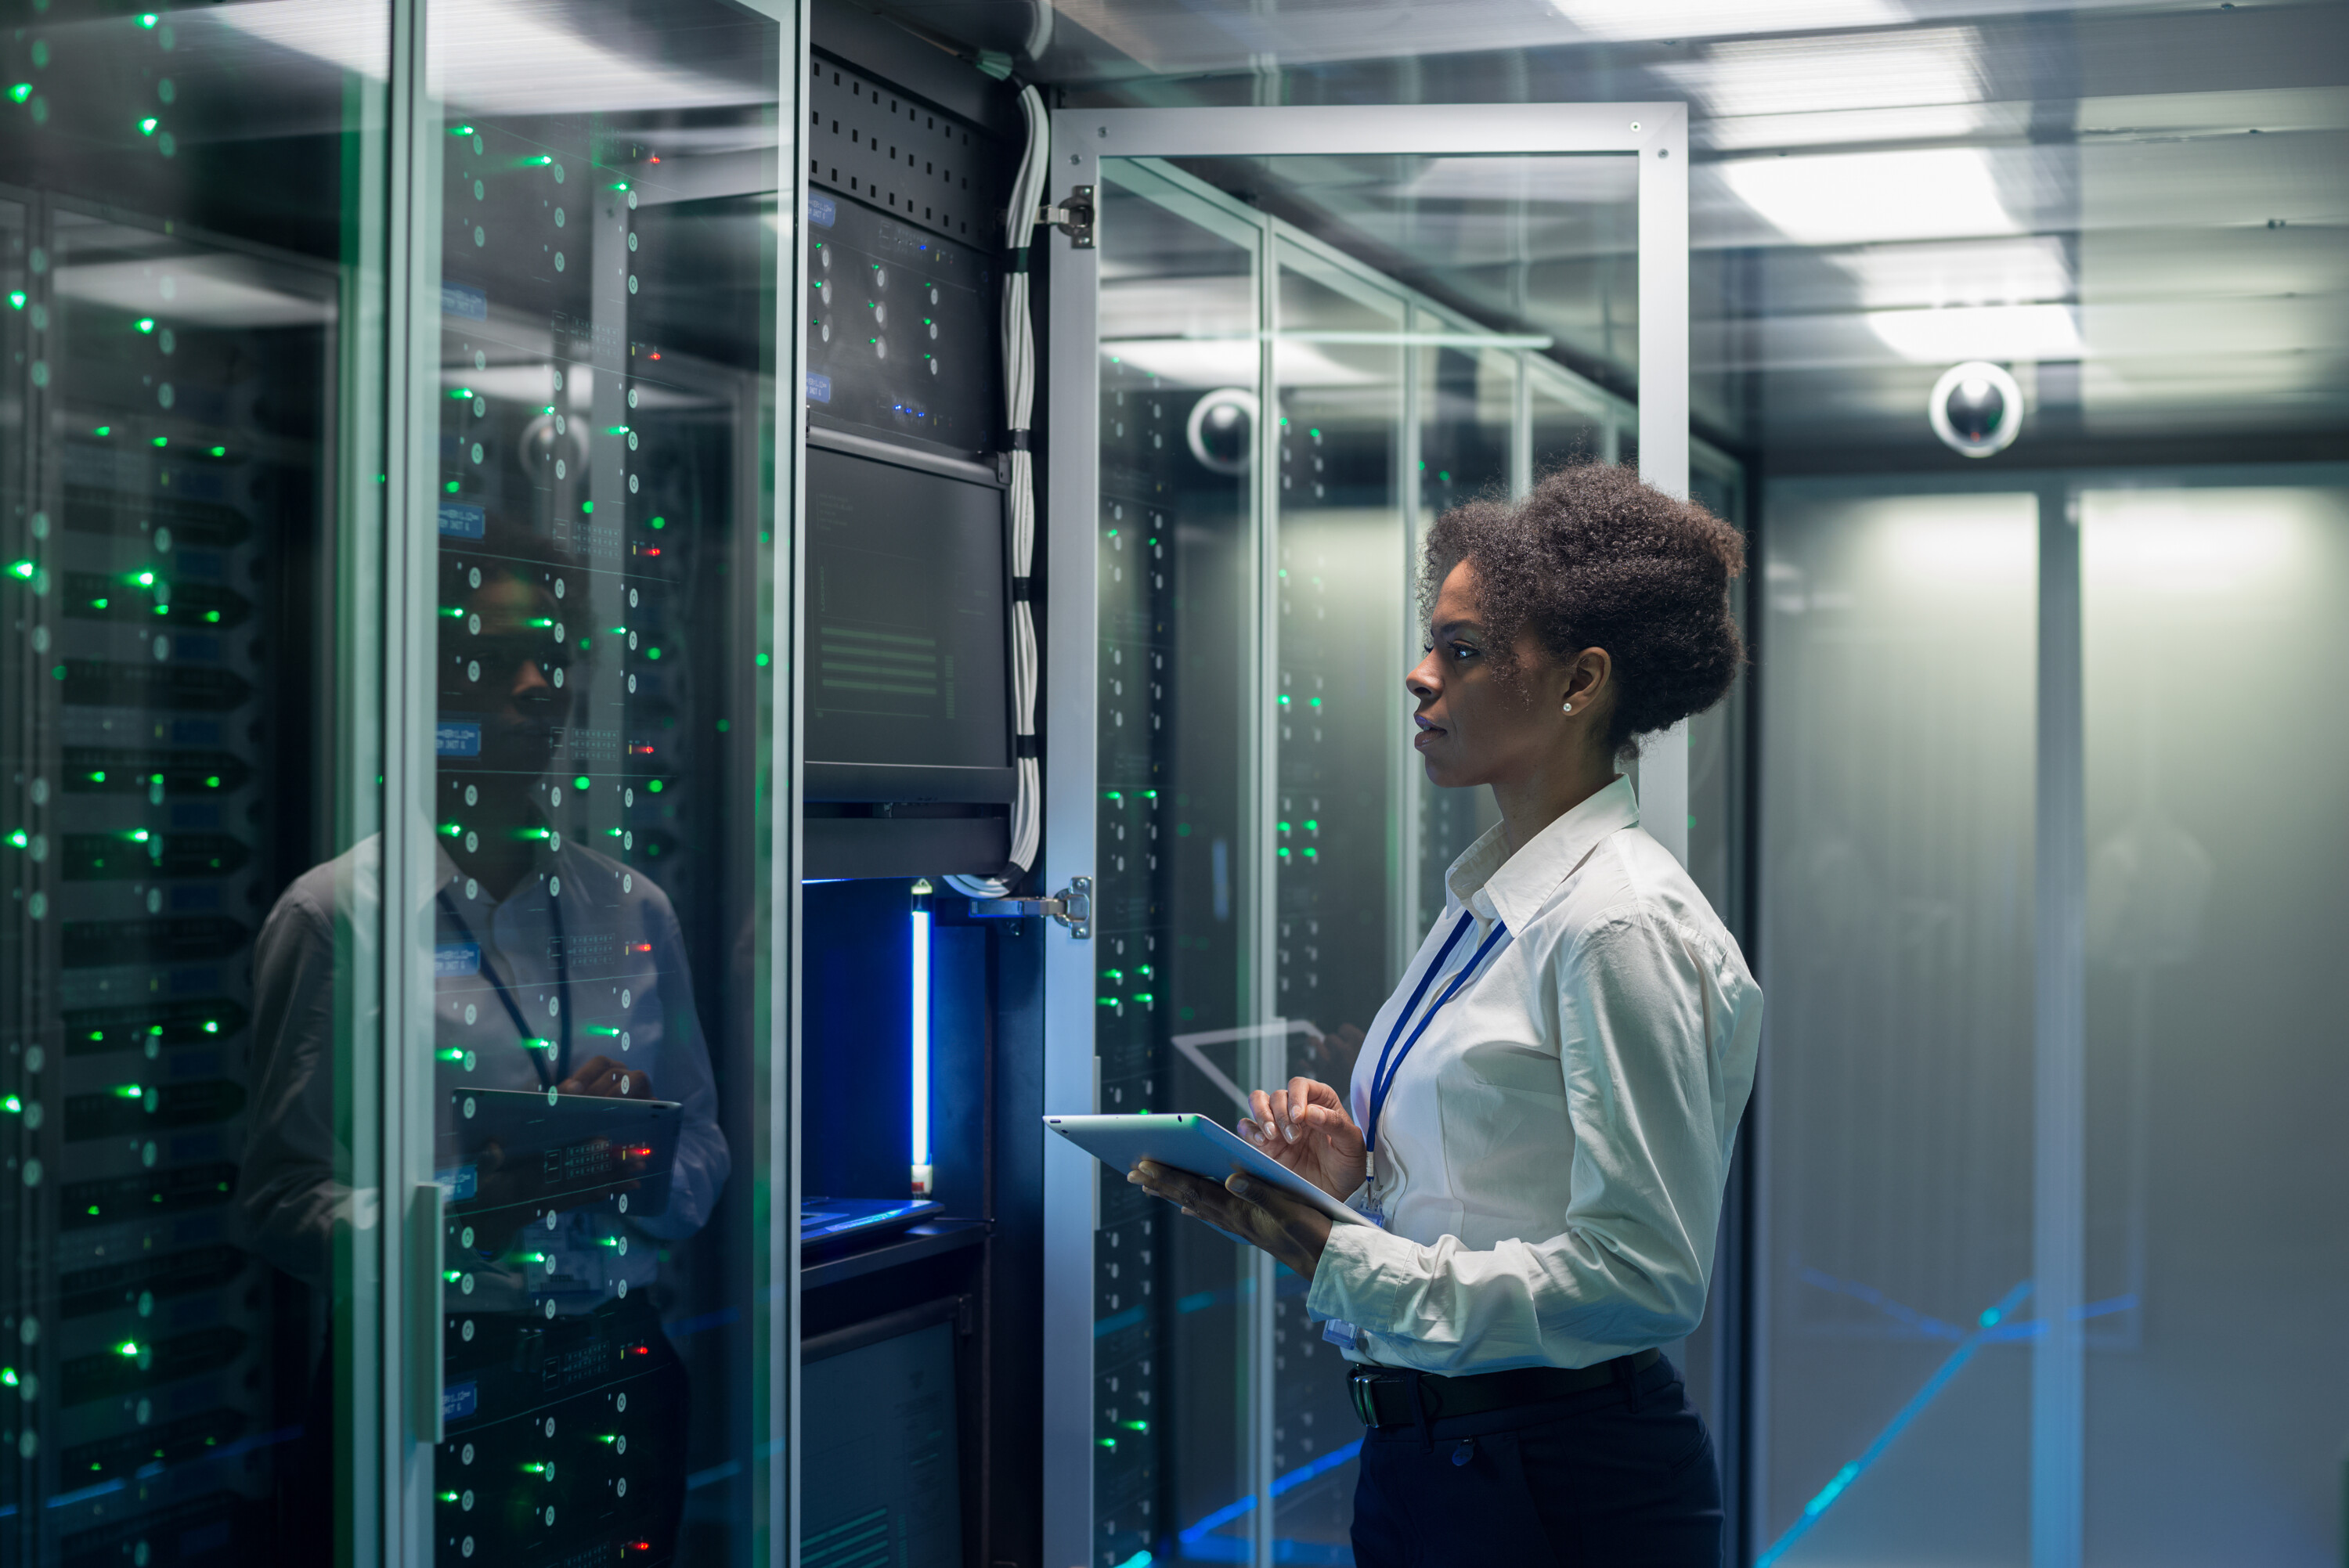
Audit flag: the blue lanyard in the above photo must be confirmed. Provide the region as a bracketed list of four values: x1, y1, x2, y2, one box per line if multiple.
[437, 874, 572, 1086]
[1364, 909, 1510, 1154]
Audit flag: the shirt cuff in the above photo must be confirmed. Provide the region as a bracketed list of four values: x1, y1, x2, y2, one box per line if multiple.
[1306, 1219, 1416, 1333]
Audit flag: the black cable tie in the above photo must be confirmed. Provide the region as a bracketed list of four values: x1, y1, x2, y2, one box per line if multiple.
[1002, 429, 1031, 452]
[1014, 734, 1040, 759]
[1003, 246, 1031, 274]
[1009, 575, 1032, 602]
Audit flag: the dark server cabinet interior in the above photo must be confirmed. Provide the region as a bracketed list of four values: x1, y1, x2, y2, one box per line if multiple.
[795, 11, 1045, 1568]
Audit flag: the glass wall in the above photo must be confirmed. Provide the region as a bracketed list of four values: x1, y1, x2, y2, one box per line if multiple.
[1755, 470, 2349, 1566]
[1755, 485, 2040, 1561]
[2077, 480, 2349, 1565]
[2, 8, 388, 1564]
[413, 4, 782, 1563]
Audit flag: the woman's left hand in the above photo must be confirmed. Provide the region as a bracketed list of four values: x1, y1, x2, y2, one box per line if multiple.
[1128, 1160, 1332, 1277]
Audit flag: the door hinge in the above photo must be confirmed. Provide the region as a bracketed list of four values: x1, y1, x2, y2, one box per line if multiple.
[1036, 184, 1095, 249]
[967, 874, 1092, 938]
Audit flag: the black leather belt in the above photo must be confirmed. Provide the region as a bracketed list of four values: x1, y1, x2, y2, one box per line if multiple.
[1347, 1348, 1662, 1428]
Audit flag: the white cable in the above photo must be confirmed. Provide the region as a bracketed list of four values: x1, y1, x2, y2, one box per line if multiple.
[948, 82, 1050, 903]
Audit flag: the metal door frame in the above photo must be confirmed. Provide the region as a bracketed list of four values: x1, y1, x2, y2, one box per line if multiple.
[1042, 103, 1689, 1568]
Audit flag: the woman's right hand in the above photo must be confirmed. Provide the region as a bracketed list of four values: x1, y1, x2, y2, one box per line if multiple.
[1239, 1077, 1367, 1200]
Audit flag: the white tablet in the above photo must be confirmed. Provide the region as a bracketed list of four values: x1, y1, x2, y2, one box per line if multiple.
[1045, 1112, 1376, 1231]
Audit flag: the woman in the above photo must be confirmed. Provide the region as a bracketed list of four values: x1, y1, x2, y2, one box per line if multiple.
[1131, 463, 1762, 1566]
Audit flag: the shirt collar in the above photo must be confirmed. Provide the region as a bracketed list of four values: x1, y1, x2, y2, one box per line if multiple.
[1444, 773, 1640, 932]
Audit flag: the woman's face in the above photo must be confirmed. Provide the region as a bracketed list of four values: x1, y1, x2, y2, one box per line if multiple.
[1405, 559, 1564, 789]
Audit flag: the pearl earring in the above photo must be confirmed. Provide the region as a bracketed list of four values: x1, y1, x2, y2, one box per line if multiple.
[1561, 701, 1574, 714]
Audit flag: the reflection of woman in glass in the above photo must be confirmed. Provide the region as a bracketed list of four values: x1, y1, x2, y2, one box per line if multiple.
[1134, 465, 1760, 1565]
[235, 528, 727, 1564]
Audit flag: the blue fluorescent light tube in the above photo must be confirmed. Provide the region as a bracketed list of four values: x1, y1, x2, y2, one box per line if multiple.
[911, 879, 933, 1195]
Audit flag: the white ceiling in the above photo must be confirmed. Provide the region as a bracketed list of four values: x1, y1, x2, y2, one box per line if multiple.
[1011, 0, 2349, 461]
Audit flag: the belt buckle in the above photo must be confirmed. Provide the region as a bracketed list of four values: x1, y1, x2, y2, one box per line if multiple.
[1347, 1367, 1384, 1426]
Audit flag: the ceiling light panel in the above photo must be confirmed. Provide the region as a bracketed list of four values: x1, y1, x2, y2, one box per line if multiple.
[1840, 236, 2073, 311]
[1662, 27, 1983, 122]
[1719, 147, 2019, 246]
[1547, 0, 1904, 43]
[1866, 302, 2081, 363]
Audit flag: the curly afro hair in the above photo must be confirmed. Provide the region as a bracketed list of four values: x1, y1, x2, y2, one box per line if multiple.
[1420, 462, 1745, 759]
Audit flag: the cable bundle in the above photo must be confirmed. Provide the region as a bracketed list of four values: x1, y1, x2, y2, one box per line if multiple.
[948, 83, 1050, 901]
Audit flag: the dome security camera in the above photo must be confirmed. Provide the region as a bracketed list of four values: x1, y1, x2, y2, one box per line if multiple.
[1185, 387, 1258, 476]
[1929, 361, 2023, 458]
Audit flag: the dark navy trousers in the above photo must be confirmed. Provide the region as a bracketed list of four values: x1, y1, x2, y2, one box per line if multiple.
[1349, 1354, 1722, 1567]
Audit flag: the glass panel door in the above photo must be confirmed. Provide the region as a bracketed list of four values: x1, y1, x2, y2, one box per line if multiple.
[1266, 243, 1406, 1561]
[2, 8, 390, 1564]
[1091, 160, 1262, 1568]
[412, 5, 782, 1562]
[1054, 110, 1687, 1568]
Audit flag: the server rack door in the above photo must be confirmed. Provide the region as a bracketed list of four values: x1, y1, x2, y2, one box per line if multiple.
[1047, 107, 1690, 1568]
[393, 4, 792, 1564]
[1, 7, 394, 1565]
[1083, 163, 1267, 1568]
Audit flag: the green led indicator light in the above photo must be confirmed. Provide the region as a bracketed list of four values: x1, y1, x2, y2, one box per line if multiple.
[755, 652, 770, 666]
[138, 13, 160, 27]
[650, 517, 666, 530]
[135, 317, 156, 333]
[139, 117, 159, 136]
[7, 87, 29, 106]
[92, 424, 111, 436]
[573, 776, 590, 790]
[448, 124, 475, 136]
[115, 1340, 143, 1357]
[208, 445, 225, 457]
[646, 647, 661, 660]
[446, 481, 460, 494]
[7, 560, 33, 581]
[5, 831, 23, 849]
[647, 780, 663, 793]
[581, 500, 593, 514]
[152, 436, 168, 449]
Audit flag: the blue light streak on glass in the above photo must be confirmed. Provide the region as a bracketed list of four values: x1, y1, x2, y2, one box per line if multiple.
[1755, 1279, 2034, 1568]
[1177, 1441, 1366, 1552]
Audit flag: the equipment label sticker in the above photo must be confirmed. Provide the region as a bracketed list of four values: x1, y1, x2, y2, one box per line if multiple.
[436, 720, 482, 757]
[808, 193, 837, 228]
[435, 943, 482, 978]
[442, 1382, 478, 1422]
[805, 372, 833, 404]
[438, 502, 485, 539]
[442, 283, 488, 320]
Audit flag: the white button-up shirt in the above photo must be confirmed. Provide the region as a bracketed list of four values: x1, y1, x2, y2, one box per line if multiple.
[1306, 775, 1761, 1373]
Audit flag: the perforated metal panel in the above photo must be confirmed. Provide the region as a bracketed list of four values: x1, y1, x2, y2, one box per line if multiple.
[806, 52, 1003, 248]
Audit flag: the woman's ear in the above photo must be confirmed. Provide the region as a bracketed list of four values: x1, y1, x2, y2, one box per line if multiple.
[1561, 647, 1612, 714]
